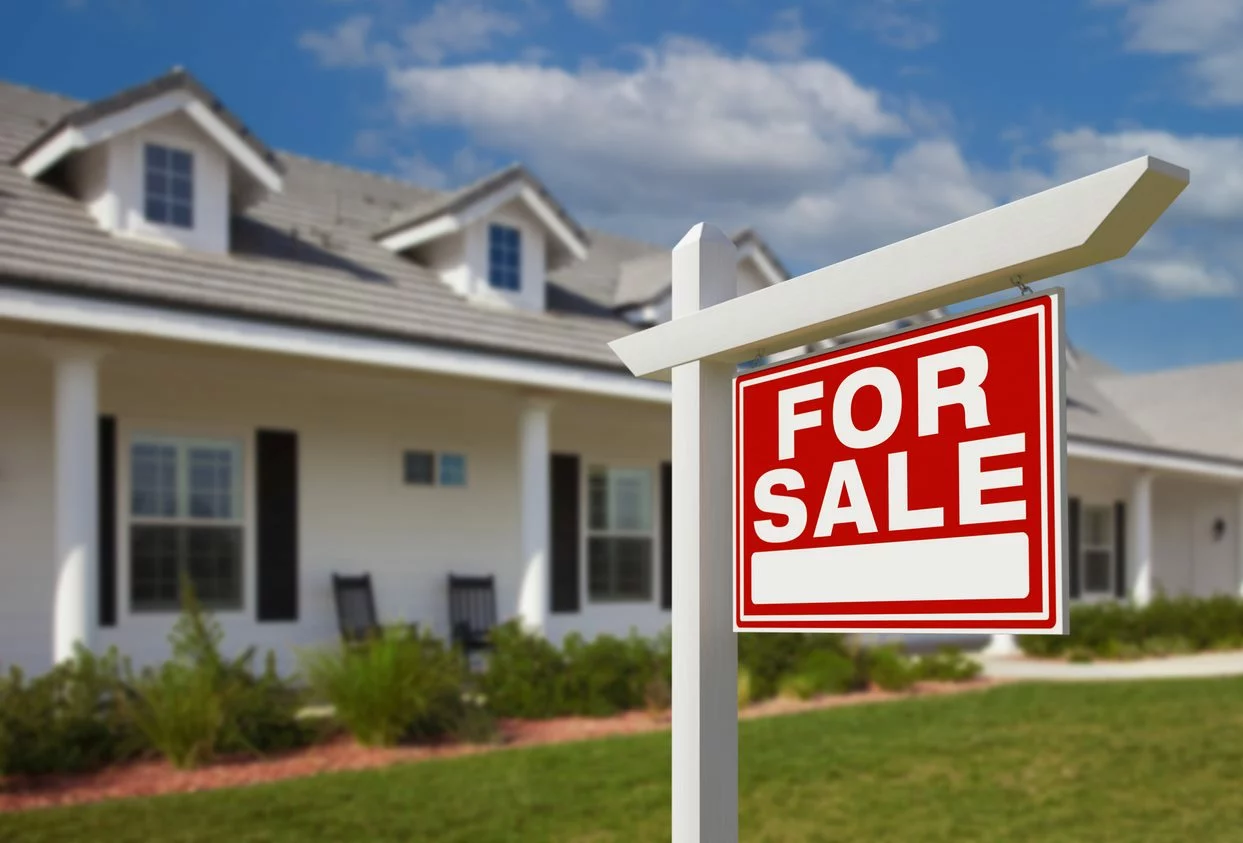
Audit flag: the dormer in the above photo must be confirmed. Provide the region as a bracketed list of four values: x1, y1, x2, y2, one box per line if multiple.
[376, 165, 589, 313]
[617, 228, 792, 326]
[11, 68, 284, 255]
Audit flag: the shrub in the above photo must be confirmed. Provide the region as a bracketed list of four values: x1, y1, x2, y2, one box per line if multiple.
[0, 646, 142, 776]
[1017, 596, 1243, 660]
[301, 626, 466, 747]
[560, 632, 662, 717]
[480, 621, 567, 719]
[915, 647, 982, 682]
[128, 582, 312, 767]
[790, 649, 857, 698]
[738, 633, 850, 702]
[737, 667, 753, 708]
[864, 645, 916, 692]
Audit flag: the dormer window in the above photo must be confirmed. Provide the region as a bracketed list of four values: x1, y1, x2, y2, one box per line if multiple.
[144, 143, 194, 229]
[488, 223, 522, 291]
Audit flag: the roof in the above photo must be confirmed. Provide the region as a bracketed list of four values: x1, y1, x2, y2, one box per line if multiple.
[11, 68, 284, 178]
[1096, 360, 1243, 461]
[0, 77, 635, 371]
[375, 163, 590, 253]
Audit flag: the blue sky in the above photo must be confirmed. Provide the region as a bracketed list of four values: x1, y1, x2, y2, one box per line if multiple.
[3, 0, 1243, 373]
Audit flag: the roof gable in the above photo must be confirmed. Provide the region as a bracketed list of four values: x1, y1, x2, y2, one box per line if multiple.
[376, 164, 589, 267]
[11, 68, 283, 194]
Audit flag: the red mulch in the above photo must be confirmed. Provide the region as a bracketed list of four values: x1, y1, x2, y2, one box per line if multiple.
[0, 679, 999, 813]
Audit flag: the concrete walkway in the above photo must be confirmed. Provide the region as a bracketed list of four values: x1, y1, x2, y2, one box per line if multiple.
[976, 650, 1243, 681]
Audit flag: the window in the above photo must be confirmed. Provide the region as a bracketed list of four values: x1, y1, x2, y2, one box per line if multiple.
[404, 450, 434, 485]
[129, 436, 242, 611]
[143, 144, 194, 229]
[1081, 504, 1115, 595]
[488, 224, 521, 291]
[587, 466, 654, 602]
[439, 453, 467, 487]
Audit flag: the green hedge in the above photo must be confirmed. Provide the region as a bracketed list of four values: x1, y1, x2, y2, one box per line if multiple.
[1018, 596, 1243, 660]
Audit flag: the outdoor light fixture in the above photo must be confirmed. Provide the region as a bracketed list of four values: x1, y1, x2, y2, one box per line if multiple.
[1213, 517, 1227, 541]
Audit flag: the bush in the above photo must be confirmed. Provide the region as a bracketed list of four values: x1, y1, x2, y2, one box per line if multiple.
[560, 632, 663, 717]
[0, 646, 142, 777]
[789, 649, 857, 699]
[864, 645, 916, 692]
[915, 647, 982, 682]
[1017, 596, 1243, 660]
[480, 621, 567, 719]
[301, 626, 466, 747]
[127, 582, 313, 768]
[737, 667, 753, 708]
[738, 633, 851, 702]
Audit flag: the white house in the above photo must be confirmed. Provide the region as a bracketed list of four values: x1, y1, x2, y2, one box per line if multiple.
[0, 68, 1240, 675]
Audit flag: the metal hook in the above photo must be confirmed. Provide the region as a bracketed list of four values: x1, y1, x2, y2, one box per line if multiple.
[1009, 274, 1033, 297]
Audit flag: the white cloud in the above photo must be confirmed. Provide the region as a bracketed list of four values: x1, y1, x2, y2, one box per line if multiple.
[567, 0, 608, 21]
[298, 0, 521, 68]
[1108, 0, 1243, 105]
[298, 15, 377, 68]
[749, 8, 813, 59]
[857, 0, 940, 50]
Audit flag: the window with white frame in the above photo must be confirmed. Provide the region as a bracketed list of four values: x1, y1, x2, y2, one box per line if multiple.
[487, 223, 521, 291]
[587, 465, 654, 602]
[1081, 504, 1115, 595]
[129, 435, 243, 611]
[143, 143, 194, 229]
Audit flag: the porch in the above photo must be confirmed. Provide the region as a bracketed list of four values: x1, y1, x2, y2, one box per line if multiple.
[0, 331, 673, 675]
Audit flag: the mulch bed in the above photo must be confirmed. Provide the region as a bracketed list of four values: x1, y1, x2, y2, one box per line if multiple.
[0, 678, 999, 813]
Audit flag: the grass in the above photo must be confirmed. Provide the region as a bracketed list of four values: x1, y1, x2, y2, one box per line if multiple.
[4, 678, 1243, 842]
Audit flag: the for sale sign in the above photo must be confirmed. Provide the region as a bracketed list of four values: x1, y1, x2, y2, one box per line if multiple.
[733, 292, 1065, 634]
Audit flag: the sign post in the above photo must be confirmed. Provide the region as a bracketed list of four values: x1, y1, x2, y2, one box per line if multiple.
[609, 156, 1188, 843]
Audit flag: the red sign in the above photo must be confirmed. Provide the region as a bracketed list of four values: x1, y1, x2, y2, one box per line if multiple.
[733, 293, 1065, 634]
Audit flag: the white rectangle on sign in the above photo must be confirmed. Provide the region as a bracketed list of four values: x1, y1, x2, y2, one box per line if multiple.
[750, 533, 1030, 605]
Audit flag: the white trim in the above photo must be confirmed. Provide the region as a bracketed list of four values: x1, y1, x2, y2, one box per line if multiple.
[736, 243, 785, 287]
[1068, 439, 1243, 481]
[377, 178, 589, 262]
[610, 156, 1189, 378]
[17, 89, 282, 193]
[0, 285, 671, 404]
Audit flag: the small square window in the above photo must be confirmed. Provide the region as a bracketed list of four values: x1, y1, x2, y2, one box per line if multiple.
[439, 453, 467, 487]
[403, 451, 434, 485]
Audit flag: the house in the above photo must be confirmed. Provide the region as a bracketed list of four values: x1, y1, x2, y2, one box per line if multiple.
[0, 68, 1239, 675]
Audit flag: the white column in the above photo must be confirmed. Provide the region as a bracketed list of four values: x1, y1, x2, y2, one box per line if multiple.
[52, 347, 101, 664]
[982, 633, 1020, 657]
[671, 223, 738, 843]
[517, 395, 552, 634]
[1131, 471, 1154, 606]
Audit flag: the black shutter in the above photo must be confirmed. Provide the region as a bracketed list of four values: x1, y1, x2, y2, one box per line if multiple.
[98, 415, 117, 628]
[1068, 497, 1081, 600]
[1114, 500, 1127, 599]
[661, 461, 672, 610]
[550, 453, 580, 613]
[256, 430, 299, 622]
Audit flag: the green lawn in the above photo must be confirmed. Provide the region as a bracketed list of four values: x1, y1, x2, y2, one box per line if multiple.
[4, 678, 1243, 842]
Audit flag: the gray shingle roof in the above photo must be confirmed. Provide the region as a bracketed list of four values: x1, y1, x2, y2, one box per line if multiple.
[11, 68, 284, 177]
[0, 77, 637, 371]
[1096, 361, 1243, 461]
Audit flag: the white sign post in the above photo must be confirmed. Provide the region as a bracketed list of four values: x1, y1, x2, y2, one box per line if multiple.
[609, 156, 1188, 843]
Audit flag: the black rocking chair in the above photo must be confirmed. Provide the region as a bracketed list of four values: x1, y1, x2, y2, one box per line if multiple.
[448, 574, 497, 655]
[332, 573, 381, 643]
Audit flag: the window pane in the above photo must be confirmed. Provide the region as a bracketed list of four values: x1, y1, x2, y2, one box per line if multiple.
[171, 176, 192, 200]
[131, 441, 178, 517]
[1084, 507, 1111, 547]
[611, 469, 652, 531]
[588, 467, 608, 530]
[131, 524, 180, 611]
[404, 450, 434, 485]
[439, 453, 467, 486]
[146, 172, 167, 196]
[185, 526, 242, 608]
[145, 144, 168, 169]
[1084, 549, 1112, 593]
[588, 536, 652, 601]
[188, 446, 236, 520]
[144, 197, 168, 223]
[170, 202, 193, 229]
[170, 150, 192, 175]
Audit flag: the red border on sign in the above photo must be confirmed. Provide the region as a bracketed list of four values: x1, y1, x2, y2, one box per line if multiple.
[733, 293, 1063, 634]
